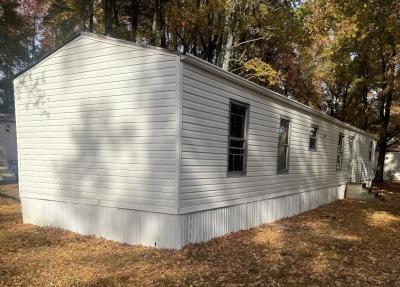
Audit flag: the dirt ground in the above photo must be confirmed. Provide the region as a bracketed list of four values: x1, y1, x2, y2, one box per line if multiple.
[1, 183, 400, 287]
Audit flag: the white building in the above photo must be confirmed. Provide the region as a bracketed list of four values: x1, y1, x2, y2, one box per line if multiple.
[14, 33, 376, 249]
[0, 113, 18, 182]
[375, 149, 400, 180]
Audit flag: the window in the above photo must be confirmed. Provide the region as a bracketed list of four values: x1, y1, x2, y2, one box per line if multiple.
[369, 141, 373, 161]
[309, 126, 318, 150]
[336, 133, 344, 170]
[5, 125, 10, 132]
[277, 118, 290, 172]
[228, 100, 248, 174]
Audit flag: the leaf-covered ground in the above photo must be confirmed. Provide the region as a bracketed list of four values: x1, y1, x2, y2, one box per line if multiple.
[1, 183, 400, 287]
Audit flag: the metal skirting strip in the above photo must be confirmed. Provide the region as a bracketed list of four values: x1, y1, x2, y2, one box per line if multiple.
[20, 185, 345, 249]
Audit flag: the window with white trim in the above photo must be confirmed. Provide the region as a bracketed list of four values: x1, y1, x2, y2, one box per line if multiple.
[277, 118, 290, 172]
[228, 100, 248, 174]
[309, 126, 318, 151]
[336, 133, 344, 170]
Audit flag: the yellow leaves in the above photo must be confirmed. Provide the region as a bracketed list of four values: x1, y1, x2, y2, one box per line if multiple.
[259, 3, 270, 18]
[240, 58, 279, 86]
[368, 211, 400, 227]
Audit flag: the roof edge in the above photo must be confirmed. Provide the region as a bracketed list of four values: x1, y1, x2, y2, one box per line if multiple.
[181, 53, 376, 139]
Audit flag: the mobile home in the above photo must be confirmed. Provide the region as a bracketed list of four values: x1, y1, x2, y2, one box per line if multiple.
[14, 33, 376, 249]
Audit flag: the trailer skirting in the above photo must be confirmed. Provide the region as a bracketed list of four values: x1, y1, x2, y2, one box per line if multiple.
[21, 185, 346, 249]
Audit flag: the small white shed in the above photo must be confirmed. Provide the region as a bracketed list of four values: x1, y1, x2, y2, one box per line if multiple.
[14, 33, 376, 249]
[0, 113, 18, 182]
[375, 149, 400, 180]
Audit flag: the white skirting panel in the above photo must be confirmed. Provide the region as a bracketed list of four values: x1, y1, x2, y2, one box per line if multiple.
[20, 198, 182, 249]
[180, 185, 346, 245]
[20, 185, 345, 249]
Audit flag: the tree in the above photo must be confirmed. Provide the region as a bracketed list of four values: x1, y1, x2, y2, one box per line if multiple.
[0, 0, 36, 113]
[302, 0, 400, 182]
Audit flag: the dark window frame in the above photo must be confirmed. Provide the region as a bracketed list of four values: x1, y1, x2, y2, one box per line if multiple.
[227, 99, 249, 176]
[336, 133, 345, 170]
[309, 125, 319, 151]
[277, 117, 291, 173]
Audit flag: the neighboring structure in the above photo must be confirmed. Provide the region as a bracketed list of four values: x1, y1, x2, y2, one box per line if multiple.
[13, 33, 376, 249]
[0, 113, 18, 182]
[375, 149, 400, 180]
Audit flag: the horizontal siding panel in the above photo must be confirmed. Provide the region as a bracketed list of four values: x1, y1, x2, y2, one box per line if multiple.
[18, 97, 177, 117]
[19, 135, 176, 145]
[17, 83, 177, 105]
[17, 49, 171, 84]
[18, 122, 174, 133]
[19, 142, 177, 151]
[20, 188, 176, 209]
[17, 66, 176, 94]
[23, 160, 175, 172]
[35, 45, 159, 68]
[19, 149, 174, 159]
[20, 181, 175, 198]
[18, 106, 177, 122]
[181, 178, 345, 200]
[22, 175, 176, 189]
[17, 90, 176, 110]
[20, 166, 175, 179]
[21, 154, 176, 165]
[19, 128, 176, 138]
[18, 114, 176, 128]
[16, 73, 176, 96]
[180, 172, 346, 186]
[24, 59, 176, 84]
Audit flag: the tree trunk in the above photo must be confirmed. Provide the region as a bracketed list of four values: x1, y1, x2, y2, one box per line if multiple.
[4, 65, 14, 114]
[131, 0, 138, 41]
[112, 0, 119, 29]
[222, 31, 233, 70]
[150, 0, 159, 45]
[104, 0, 113, 35]
[159, 0, 167, 48]
[375, 136, 387, 182]
[89, 0, 94, 32]
[374, 64, 394, 182]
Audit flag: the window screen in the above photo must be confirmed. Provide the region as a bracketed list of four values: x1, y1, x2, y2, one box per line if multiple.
[309, 126, 318, 150]
[277, 118, 290, 172]
[336, 133, 344, 170]
[228, 100, 248, 173]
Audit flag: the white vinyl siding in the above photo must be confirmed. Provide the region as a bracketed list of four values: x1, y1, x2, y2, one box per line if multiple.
[14, 35, 179, 214]
[179, 60, 375, 213]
